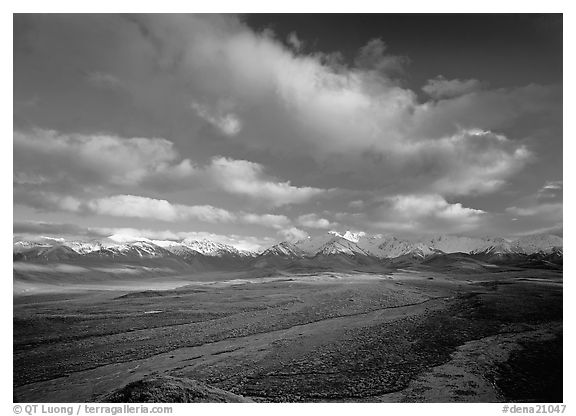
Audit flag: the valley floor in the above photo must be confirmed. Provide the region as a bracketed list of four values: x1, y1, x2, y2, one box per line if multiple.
[13, 268, 563, 402]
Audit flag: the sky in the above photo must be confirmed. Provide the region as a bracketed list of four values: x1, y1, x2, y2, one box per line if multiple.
[13, 14, 563, 250]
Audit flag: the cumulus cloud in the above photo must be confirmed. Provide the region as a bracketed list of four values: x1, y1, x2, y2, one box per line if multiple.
[387, 194, 485, 220]
[86, 195, 295, 229]
[278, 227, 309, 243]
[297, 213, 337, 229]
[118, 14, 543, 197]
[14, 128, 332, 209]
[16, 15, 556, 202]
[16, 191, 235, 224]
[422, 76, 484, 99]
[14, 129, 197, 189]
[15, 190, 296, 231]
[86, 194, 236, 223]
[421, 129, 532, 195]
[331, 128, 531, 196]
[206, 157, 328, 206]
[332, 193, 486, 235]
[12, 15, 561, 239]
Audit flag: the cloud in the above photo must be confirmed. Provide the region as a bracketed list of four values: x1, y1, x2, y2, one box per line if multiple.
[85, 194, 236, 223]
[14, 189, 83, 212]
[331, 128, 531, 196]
[12, 15, 561, 239]
[87, 195, 295, 229]
[354, 38, 408, 76]
[15, 190, 296, 230]
[422, 76, 484, 99]
[120, 15, 542, 197]
[191, 101, 242, 136]
[422, 129, 532, 195]
[542, 180, 563, 190]
[206, 157, 328, 206]
[506, 202, 562, 221]
[332, 193, 487, 235]
[287, 32, 303, 52]
[297, 213, 337, 229]
[387, 194, 485, 220]
[13, 221, 108, 239]
[16, 15, 556, 202]
[278, 227, 309, 243]
[14, 128, 330, 208]
[348, 200, 365, 209]
[504, 181, 562, 231]
[411, 84, 560, 140]
[537, 180, 563, 200]
[241, 213, 291, 229]
[14, 128, 197, 189]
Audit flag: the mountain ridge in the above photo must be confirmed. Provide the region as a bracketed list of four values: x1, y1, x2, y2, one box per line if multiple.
[13, 232, 563, 273]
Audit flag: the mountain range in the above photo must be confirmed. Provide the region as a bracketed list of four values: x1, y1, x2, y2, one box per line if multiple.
[13, 232, 563, 273]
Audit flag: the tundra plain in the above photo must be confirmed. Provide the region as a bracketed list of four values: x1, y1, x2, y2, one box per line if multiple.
[13, 265, 562, 403]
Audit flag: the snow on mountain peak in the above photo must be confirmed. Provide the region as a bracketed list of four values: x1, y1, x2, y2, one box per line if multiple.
[62, 241, 105, 254]
[328, 230, 366, 243]
[181, 238, 245, 257]
[14, 231, 563, 264]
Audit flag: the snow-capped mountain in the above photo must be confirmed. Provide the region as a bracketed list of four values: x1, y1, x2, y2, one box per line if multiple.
[13, 240, 52, 253]
[13, 231, 562, 272]
[325, 233, 437, 259]
[293, 234, 336, 255]
[286, 233, 436, 259]
[115, 241, 170, 257]
[421, 235, 506, 254]
[315, 237, 372, 256]
[74, 241, 175, 260]
[260, 242, 306, 258]
[290, 234, 371, 257]
[359, 235, 427, 258]
[14, 244, 80, 262]
[181, 238, 256, 257]
[151, 240, 203, 258]
[289, 230, 563, 260]
[328, 230, 367, 243]
[61, 241, 106, 254]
